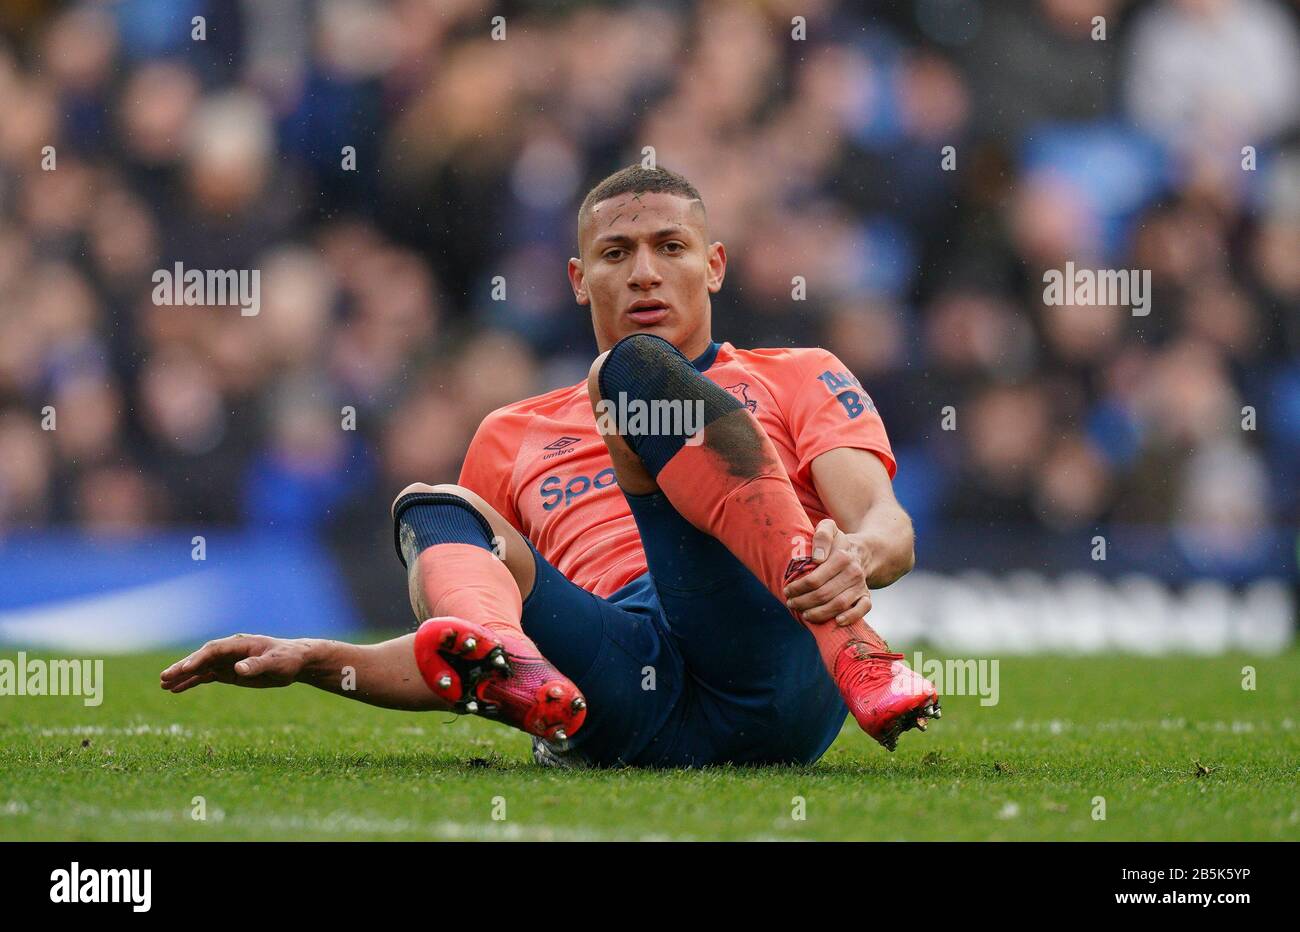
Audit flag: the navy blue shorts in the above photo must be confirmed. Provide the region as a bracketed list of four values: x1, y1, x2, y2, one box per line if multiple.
[519, 489, 846, 767]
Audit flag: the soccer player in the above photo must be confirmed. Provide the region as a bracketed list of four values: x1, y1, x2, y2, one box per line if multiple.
[161, 165, 940, 767]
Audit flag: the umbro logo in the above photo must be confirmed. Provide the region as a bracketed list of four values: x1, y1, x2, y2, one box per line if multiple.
[543, 436, 582, 459]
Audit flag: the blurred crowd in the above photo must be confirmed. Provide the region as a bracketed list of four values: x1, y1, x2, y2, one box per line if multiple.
[0, 0, 1297, 595]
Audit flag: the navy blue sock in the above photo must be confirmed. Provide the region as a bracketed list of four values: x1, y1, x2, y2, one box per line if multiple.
[392, 492, 495, 568]
[392, 492, 611, 682]
[596, 333, 742, 476]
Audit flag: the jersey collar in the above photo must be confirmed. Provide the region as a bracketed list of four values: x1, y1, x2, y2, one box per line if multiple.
[690, 340, 723, 372]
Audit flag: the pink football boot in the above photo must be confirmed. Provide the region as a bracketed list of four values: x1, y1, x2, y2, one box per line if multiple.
[414, 617, 587, 742]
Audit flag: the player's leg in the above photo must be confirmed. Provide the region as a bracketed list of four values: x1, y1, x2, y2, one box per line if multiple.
[587, 337, 884, 659]
[391, 483, 587, 741]
[516, 541, 689, 767]
[562, 427, 842, 763]
[620, 487, 848, 763]
[391, 482, 685, 763]
[588, 334, 939, 750]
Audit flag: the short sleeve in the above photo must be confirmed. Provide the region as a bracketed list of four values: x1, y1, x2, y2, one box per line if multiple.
[783, 349, 896, 483]
[457, 411, 525, 531]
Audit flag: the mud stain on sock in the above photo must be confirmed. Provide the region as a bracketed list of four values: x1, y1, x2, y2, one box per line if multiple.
[702, 409, 772, 480]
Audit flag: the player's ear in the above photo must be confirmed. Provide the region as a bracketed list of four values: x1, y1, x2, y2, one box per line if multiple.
[567, 256, 589, 305]
[705, 241, 726, 294]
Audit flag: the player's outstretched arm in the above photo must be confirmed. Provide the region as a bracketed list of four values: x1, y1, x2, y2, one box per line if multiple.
[159, 633, 452, 712]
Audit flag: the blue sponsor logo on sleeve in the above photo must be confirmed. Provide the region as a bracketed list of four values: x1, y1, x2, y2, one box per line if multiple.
[816, 369, 875, 419]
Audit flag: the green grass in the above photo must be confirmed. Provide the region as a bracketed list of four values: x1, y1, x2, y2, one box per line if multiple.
[2, 649, 1297, 840]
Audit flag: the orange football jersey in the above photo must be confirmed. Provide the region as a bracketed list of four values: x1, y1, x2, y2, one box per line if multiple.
[458, 342, 895, 597]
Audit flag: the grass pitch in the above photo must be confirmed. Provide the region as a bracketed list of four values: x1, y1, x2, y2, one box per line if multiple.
[1, 649, 1297, 841]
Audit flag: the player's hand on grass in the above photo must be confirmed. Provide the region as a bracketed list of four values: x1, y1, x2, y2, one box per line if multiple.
[160, 634, 309, 692]
[784, 518, 872, 626]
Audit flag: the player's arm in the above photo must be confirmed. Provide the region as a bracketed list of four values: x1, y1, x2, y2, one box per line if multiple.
[811, 446, 915, 588]
[159, 410, 531, 711]
[784, 447, 915, 625]
[159, 633, 451, 712]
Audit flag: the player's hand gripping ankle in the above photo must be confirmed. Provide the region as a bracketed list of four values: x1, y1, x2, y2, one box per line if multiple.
[783, 518, 873, 626]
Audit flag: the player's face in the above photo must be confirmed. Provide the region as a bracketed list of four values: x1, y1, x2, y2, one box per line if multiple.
[569, 191, 725, 359]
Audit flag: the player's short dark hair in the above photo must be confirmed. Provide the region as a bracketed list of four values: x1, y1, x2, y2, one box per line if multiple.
[577, 164, 705, 233]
